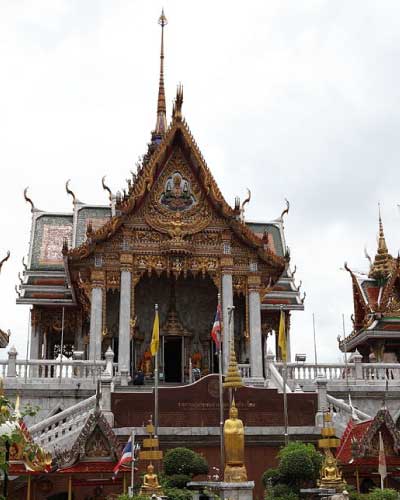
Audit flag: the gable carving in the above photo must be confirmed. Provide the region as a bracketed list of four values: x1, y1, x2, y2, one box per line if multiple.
[144, 148, 212, 239]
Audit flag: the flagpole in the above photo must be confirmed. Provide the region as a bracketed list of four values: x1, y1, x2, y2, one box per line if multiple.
[130, 430, 135, 496]
[280, 307, 289, 445]
[154, 304, 159, 436]
[218, 294, 224, 480]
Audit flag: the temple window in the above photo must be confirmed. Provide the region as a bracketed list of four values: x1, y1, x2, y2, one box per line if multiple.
[223, 243, 231, 255]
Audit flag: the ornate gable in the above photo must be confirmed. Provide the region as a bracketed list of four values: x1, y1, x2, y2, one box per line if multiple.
[65, 97, 285, 282]
[55, 409, 121, 469]
[345, 264, 371, 331]
[359, 408, 400, 457]
[380, 258, 400, 314]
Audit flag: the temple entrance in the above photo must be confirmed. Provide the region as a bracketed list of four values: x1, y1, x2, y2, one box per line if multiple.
[163, 337, 182, 382]
[134, 272, 218, 379]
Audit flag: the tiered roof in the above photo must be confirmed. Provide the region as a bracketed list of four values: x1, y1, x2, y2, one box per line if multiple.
[16, 11, 303, 314]
[340, 212, 400, 355]
[337, 408, 400, 467]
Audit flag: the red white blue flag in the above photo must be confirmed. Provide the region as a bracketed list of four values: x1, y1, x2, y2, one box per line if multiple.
[211, 303, 222, 348]
[113, 437, 139, 475]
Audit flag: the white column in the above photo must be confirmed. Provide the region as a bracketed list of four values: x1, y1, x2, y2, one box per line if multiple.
[118, 269, 131, 373]
[222, 273, 233, 373]
[249, 287, 263, 379]
[89, 287, 103, 360]
[29, 320, 40, 359]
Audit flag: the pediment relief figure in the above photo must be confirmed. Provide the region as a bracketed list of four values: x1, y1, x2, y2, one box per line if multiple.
[160, 171, 196, 212]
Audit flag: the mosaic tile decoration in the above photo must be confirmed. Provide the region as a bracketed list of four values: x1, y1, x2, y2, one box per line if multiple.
[31, 214, 73, 270]
[75, 206, 111, 247]
[246, 222, 284, 256]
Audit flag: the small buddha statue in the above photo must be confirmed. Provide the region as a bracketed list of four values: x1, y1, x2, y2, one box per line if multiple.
[319, 450, 345, 491]
[140, 464, 163, 496]
[224, 400, 247, 482]
[321, 452, 342, 481]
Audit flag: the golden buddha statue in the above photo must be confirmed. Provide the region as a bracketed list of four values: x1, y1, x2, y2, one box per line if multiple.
[140, 463, 163, 496]
[224, 400, 247, 482]
[319, 450, 345, 490]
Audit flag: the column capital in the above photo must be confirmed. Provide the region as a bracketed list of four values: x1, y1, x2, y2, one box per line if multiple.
[91, 270, 105, 287]
[247, 274, 261, 291]
[220, 256, 233, 273]
[120, 253, 133, 270]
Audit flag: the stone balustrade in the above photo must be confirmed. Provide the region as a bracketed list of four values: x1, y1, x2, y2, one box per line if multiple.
[29, 394, 97, 450]
[273, 361, 400, 384]
[2, 346, 117, 386]
[238, 364, 251, 378]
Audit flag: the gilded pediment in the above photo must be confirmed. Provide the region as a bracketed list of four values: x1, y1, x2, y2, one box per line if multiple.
[144, 148, 212, 244]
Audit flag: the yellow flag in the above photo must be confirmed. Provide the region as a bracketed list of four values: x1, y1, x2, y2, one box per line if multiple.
[150, 309, 160, 356]
[278, 309, 287, 362]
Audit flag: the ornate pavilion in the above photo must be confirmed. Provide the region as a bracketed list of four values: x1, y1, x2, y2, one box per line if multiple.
[16, 11, 303, 383]
[341, 212, 400, 362]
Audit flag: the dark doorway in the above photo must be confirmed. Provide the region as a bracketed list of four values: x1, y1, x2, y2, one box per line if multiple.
[164, 337, 182, 382]
[47, 493, 71, 500]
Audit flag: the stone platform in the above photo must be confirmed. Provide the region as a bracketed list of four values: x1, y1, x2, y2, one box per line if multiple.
[188, 481, 255, 500]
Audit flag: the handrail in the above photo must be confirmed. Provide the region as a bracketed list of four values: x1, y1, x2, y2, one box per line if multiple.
[29, 395, 96, 443]
[327, 394, 371, 421]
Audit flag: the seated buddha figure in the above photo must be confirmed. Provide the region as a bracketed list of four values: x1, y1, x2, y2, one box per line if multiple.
[141, 464, 163, 495]
[320, 451, 343, 486]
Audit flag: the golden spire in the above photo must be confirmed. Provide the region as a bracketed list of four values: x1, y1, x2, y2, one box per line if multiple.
[223, 339, 244, 389]
[153, 9, 168, 140]
[369, 205, 392, 280]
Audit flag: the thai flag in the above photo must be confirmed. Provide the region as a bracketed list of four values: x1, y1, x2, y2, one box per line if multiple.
[113, 437, 139, 475]
[211, 303, 222, 348]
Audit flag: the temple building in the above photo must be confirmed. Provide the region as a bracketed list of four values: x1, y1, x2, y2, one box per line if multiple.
[337, 406, 400, 492]
[16, 11, 303, 382]
[340, 212, 400, 362]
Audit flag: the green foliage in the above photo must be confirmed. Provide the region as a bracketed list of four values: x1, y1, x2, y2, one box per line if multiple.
[164, 473, 192, 489]
[368, 488, 399, 500]
[0, 394, 38, 473]
[277, 441, 322, 490]
[261, 441, 323, 494]
[163, 487, 192, 500]
[261, 467, 281, 488]
[265, 483, 299, 500]
[163, 447, 208, 478]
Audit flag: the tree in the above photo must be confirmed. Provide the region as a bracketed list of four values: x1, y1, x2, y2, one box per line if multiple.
[368, 489, 399, 500]
[262, 441, 323, 496]
[163, 447, 208, 477]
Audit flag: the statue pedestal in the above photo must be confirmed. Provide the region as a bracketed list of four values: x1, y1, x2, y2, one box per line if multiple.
[188, 481, 255, 500]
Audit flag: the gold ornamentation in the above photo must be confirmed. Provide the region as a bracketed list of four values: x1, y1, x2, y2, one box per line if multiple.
[106, 271, 120, 290]
[224, 400, 247, 482]
[318, 411, 346, 491]
[144, 149, 212, 244]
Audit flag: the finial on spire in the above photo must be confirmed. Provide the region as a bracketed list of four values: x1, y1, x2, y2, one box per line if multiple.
[172, 84, 183, 120]
[378, 203, 388, 254]
[153, 9, 168, 142]
[369, 204, 392, 280]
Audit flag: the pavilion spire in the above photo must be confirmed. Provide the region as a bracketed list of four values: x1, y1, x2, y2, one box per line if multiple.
[369, 205, 392, 280]
[152, 9, 168, 142]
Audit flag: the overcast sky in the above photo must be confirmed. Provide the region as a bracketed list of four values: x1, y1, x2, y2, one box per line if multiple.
[0, 0, 399, 363]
